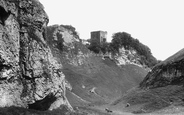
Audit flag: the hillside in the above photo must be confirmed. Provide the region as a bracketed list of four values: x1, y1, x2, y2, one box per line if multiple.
[46, 25, 148, 109]
[112, 48, 184, 114]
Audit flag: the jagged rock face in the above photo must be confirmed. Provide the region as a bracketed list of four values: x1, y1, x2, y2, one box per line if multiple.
[46, 25, 89, 67]
[140, 49, 184, 89]
[114, 47, 144, 67]
[0, 0, 71, 111]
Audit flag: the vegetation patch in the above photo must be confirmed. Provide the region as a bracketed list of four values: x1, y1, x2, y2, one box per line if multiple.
[0, 106, 86, 115]
[121, 85, 184, 114]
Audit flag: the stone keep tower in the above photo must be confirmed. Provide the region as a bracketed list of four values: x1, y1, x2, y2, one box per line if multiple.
[91, 31, 107, 44]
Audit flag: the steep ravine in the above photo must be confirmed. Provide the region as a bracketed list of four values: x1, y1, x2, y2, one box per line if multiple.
[0, 0, 152, 115]
[0, 0, 72, 114]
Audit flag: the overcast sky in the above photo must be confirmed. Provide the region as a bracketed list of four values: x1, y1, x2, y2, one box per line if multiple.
[39, 0, 184, 60]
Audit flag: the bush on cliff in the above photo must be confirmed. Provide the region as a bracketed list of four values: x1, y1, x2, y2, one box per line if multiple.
[111, 32, 157, 67]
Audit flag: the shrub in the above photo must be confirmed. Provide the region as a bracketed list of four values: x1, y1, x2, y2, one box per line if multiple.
[111, 32, 157, 67]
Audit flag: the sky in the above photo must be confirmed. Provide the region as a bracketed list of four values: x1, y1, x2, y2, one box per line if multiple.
[39, 0, 184, 60]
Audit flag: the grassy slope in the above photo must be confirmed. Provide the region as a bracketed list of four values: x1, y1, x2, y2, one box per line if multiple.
[0, 106, 85, 115]
[112, 85, 184, 114]
[63, 55, 147, 107]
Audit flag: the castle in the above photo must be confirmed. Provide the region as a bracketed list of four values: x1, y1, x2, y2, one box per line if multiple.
[90, 31, 107, 44]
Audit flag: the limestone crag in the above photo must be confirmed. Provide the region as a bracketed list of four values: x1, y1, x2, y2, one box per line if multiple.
[114, 47, 144, 67]
[0, 0, 71, 111]
[46, 25, 89, 67]
[140, 48, 184, 89]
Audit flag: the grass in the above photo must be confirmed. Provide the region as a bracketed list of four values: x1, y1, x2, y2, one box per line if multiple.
[63, 56, 147, 107]
[0, 106, 86, 115]
[115, 85, 184, 114]
[77, 107, 110, 115]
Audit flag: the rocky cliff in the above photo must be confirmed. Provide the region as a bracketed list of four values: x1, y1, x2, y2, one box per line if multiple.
[114, 47, 147, 68]
[0, 0, 71, 112]
[140, 48, 184, 88]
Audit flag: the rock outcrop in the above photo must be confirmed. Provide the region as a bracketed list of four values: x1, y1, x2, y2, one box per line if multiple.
[46, 25, 89, 67]
[114, 47, 145, 67]
[0, 0, 71, 111]
[140, 48, 184, 89]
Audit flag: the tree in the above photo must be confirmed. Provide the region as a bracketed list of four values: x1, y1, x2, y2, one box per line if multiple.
[110, 32, 157, 67]
[88, 40, 101, 53]
[100, 42, 109, 54]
